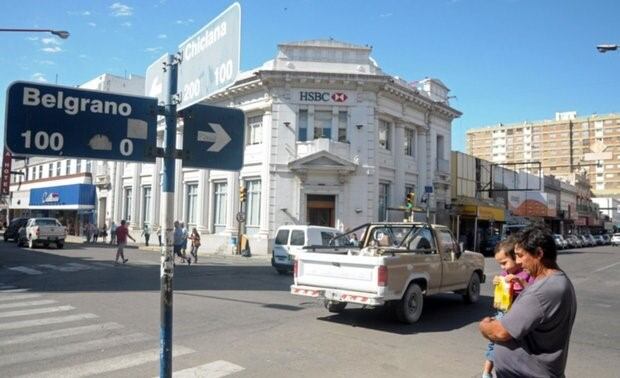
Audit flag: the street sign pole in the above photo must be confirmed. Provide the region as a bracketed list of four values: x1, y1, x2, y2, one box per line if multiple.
[160, 53, 178, 378]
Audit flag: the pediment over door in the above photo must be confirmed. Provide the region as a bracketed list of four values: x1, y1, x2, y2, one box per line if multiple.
[288, 150, 357, 183]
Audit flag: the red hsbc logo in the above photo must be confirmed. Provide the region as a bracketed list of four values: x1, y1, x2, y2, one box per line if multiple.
[331, 93, 348, 102]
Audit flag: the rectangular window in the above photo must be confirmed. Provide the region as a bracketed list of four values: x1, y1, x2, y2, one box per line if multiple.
[38, 165, 42, 179]
[86, 161, 92, 173]
[185, 183, 198, 225]
[290, 230, 305, 246]
[76, 159, 81, 173]
[246, 115, 263, 145]
[378, 183, 390, 221]
[65, 160, 70, 175]
[379, 120, 391, 150]
[123, 188, 132, 221]
[55, 162, 61, 176]
[213, 181, 228, 232]
[48, 164, 53, 178]
[142, 186, 152, 226]
[314, 111, 332, 139]
[275, 229, 289, 245]
[338, 111, 348, 142]
[245, 179, 261, 235]
[298, 109, 308, 141]
[404, 128, 415, 156]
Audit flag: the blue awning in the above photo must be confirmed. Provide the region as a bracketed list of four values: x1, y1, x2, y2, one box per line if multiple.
[29, 184, 96, 209]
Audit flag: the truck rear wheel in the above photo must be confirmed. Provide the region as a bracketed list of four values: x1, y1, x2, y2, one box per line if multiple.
[395, 283, 424, 324]
[324, 300, 347, 313]
[463, 273, 481, 304]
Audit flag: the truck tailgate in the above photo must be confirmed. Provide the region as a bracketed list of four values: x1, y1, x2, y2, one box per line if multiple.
[295, 253, 382, 293]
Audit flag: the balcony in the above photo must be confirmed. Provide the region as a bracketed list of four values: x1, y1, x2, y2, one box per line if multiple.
[296, 138, 352, 162]
[94, 164, 111, 188]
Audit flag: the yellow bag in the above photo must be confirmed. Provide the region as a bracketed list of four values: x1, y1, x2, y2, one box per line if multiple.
[493, 278, 513, 311]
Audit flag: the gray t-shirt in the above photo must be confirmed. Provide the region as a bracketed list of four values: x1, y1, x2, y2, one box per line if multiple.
[495, 270, 577, 378]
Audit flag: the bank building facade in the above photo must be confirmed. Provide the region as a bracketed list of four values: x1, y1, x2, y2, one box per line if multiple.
[8, 40, 461, 254]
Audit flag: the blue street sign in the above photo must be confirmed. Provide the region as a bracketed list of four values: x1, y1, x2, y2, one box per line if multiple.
[181, 104, 244, 170]
[5, 81, 158, 162]
[425, 185, 433, 193]
[177, 2, 240, 111]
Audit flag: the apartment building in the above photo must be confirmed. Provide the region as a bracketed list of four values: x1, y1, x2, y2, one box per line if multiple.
[466, 111, 620, 197]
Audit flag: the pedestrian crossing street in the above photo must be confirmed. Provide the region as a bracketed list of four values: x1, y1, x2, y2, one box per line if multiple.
[0, 284, 245, 377]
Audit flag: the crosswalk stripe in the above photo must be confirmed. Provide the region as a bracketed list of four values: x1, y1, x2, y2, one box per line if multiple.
[0, 313, 98, 331]
[0, 332, 151, 368]
[67, 262, 104, 270]
[169, 360, 245, 378]
[0, 293, 41, 302]
[0, 322, 123, 347]
[38, 264, 81, 272]
[0, 305, 74, 319]
[0, 288, 29, 293]
[0, 299, 57, 310]
[8, 267, 43, 275]
[17, 345, 195, 378]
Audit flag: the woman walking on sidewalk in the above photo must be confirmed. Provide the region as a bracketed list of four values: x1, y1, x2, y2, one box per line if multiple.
[189, 228, 201, 263]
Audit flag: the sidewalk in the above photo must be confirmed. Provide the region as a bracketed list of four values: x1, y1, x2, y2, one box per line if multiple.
[64, 235, 270, 260]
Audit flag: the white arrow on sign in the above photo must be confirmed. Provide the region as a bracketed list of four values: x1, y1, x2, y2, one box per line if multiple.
[197, 123, 231, 152]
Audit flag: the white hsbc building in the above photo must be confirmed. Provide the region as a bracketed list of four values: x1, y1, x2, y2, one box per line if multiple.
[95, 40, 461, 254]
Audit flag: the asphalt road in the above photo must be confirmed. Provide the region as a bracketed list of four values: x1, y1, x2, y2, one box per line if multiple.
[0, 240, 618, 377]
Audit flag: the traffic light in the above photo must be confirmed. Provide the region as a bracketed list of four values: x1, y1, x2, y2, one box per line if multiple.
[240, 186, 247, 202]
[406, 192, 415, 209]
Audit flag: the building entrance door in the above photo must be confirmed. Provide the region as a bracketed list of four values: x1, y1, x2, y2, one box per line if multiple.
[98, 197, 107, 228]
[307, 194, 335, 227]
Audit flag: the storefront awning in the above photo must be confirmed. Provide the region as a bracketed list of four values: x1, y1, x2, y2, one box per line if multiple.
[29, 184, 96, 210]
[456, 198, 506, 222]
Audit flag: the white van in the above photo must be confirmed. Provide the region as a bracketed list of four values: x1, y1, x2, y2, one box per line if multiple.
[271, 225, 343, 274]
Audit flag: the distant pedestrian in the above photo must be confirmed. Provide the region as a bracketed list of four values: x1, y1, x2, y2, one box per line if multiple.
[156, 226, 162, 246]
[110, 221, 117, 245]
[189, 228, 201, 263]
[93, 225, 99, 243]
[84, 221, 92, 243]
[479, 224, 577, 378]
[100, 224, 108, 243]
[141, 223, 152, 247]
[115, 220, 135, 264]
[173, 221, 191, 265]
[181, 222, 189, 255]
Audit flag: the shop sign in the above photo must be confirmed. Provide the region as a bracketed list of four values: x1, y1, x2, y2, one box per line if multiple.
[42, 192, 60, 203]
[1, 150, 11, 196]
[297, 90, 350, 103]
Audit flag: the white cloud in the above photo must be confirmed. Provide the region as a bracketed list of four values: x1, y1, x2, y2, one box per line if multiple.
[88, 22, 97, 27]
[175, 18, 194, 25]
[27, 36, 39, 41]
[145, 46, 163, 52]
[157, 33, 167, 39]
[379, 13, 393, 18]
[110, 2, 133, 16]
[42, 46, 62, 53]
[82, 10, 91, 16]
[41, 37, 61, 45]
[31, 73, 48, 82]
[121, 21, 132, 27]
[79, 54, 88, 59]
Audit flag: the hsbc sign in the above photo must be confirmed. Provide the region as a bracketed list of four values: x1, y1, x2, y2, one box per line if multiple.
[298, 90, 349, 103]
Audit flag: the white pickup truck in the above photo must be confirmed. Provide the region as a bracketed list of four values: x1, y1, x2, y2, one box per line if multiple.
[291, 222, 485, 323]
[17, 218, 67, 249]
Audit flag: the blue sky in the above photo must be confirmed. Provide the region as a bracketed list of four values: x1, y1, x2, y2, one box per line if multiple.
[1, 0, 619, 152]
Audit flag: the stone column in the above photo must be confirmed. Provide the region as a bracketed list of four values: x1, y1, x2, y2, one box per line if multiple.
[197, 168, 210, 233]
[131, 163, 141, 229]
[394, 123, 405, 204]
[224, 172, 240, 235]
[259, 111, 272, 236]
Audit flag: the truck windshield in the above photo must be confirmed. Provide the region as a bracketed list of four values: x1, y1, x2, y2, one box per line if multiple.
[34, 219, 60, 226]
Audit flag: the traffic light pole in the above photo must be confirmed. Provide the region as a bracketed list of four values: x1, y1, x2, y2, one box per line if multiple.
[160, 53, 178, 378]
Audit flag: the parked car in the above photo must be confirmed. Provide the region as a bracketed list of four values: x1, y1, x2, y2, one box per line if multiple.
[17, 218, 66, 249]
[586, 234, 597, 247]
[3, 218, 29, 242]
[566, 235, 582, 248]
[601, 234, 611, 245]
[593, 235, 605, 246]
[554, 234, 568, 249]
[271, 225, 344, 274]
[611, 233, 620, 246]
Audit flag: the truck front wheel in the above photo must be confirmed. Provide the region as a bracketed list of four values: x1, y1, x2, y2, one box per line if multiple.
[463, 273, 481, 304]
[324, 300, 347, 313]
[395, 283, 424, 324]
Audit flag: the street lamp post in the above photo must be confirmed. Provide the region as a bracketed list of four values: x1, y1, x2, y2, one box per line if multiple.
[596, 44, 618, 53]
[0, 28, 70, 39]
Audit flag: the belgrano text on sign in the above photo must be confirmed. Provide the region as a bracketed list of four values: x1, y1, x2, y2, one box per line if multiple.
[22, 87, 133, 116]
[182, 21, 227, 62]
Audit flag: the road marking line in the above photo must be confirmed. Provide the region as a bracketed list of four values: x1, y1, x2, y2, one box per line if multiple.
[0, 313, 98, 331]
[0, 299, 57, 310]
[67, 262, 103, 270]
[0, 288, 29, 293]
[8, 267, 43, 275]
[594, 261, 620, 273]
[168, 360, 245, 378]
[17, 345, 195, 378]
[0, 305, 74, 318]
[0, 293, 41, 302]
[0, 332, 151, 368]
[38, 264, 80, 272]
[0, 322, 123, 346]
